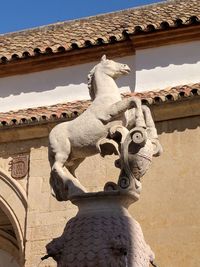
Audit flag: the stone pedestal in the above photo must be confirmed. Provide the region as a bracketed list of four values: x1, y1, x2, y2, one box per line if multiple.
[46, 192, 154, 267]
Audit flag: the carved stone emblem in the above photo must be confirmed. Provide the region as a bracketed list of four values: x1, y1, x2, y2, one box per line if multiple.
[9, 154, 29, 179]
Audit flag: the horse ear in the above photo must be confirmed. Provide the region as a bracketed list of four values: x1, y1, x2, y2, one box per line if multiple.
[101, 55, 107, 62]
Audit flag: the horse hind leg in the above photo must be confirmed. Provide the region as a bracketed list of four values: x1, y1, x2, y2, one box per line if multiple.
[68, 158, 85, 177]
[50, 146, 87, 201]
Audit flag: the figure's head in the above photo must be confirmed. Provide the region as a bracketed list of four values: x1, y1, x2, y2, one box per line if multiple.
[98, 55, 131, 79]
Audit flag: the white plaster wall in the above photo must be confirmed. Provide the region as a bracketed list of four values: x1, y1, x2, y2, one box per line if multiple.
[0, 56, 135, 112]
[1, 40, 200, 112]
[135, 41, 200, 91]
[0, 250, 19, 267]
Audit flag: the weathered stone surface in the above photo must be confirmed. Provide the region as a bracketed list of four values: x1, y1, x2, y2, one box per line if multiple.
[0, 114, 199, 267]
[46, 194, 154, 267]
[45, 57, 162, 267]
[48, 56, 162, 202]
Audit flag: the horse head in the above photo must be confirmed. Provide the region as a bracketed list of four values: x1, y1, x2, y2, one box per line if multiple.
[88, 55, 131, 100]
[98, 55, 131, 79]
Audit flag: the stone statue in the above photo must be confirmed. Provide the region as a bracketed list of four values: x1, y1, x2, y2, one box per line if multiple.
[45, 55, 162, 267]
[103, 104, 162, 200]
[48, 55, 162, 201]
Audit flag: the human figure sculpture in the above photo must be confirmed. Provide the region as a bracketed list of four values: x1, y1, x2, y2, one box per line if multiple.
[48, 55, 159, 201]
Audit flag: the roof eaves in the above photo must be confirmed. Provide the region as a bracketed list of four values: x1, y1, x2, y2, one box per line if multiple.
[0, 0, 200, 64]
[0, 83, 199, 128]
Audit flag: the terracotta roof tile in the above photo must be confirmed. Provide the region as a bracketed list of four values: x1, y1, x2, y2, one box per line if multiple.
[0, 83, 199, 128]
[0, 0, 200, 62]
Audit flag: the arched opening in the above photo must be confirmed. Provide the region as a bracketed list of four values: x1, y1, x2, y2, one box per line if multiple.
[0, 168, 27, 266]
[0, 209, 20, 267]
[0, 250, 20, 267]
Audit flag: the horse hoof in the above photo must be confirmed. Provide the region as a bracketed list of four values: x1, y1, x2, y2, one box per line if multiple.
[67, 179, 87, 200]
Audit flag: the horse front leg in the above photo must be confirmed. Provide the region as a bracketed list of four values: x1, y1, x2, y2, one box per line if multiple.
[102, 96, 146, 128]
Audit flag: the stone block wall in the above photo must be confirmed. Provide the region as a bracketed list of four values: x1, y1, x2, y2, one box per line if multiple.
[25, 145, 120, 267]
[0, 115, 199, 267]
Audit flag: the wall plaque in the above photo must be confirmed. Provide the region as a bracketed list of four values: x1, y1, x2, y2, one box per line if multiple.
[9, 154, 29, 179]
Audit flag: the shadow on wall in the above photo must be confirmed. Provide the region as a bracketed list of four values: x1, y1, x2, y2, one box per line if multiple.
[136, 41, 200, 71]
[156, 115, 200, 135]
[0, 56, 135, 99]
[0, 137, 48, 160]
[0, 250, 20, 267]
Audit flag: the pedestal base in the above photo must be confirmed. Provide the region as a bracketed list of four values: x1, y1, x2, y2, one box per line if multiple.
[46, 192, 154, 267]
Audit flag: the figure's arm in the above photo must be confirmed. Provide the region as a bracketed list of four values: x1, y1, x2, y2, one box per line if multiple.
[142, 105, 158, 139]
[142, 105, 163, 156]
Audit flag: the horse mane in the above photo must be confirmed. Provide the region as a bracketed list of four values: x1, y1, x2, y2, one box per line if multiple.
[87, 66, 96, 100]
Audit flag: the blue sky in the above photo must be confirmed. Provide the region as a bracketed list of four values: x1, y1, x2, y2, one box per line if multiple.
[1, 0, 164, 34]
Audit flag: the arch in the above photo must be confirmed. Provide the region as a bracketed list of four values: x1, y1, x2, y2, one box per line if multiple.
[0, 167, 27, 266]
[0, 249, 20, 267]
[0, 230, 20, 265]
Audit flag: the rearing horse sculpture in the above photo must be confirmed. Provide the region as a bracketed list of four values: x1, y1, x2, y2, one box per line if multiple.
[49, 55, 148, 201]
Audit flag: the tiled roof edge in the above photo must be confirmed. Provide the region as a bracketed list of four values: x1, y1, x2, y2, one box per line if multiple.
[1, 16, 199, 64]
[0, 83, 199, 128]
[0, 0, 200, 63]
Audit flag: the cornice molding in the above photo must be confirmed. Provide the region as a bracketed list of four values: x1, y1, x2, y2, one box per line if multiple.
[0, 96, 199, 144]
